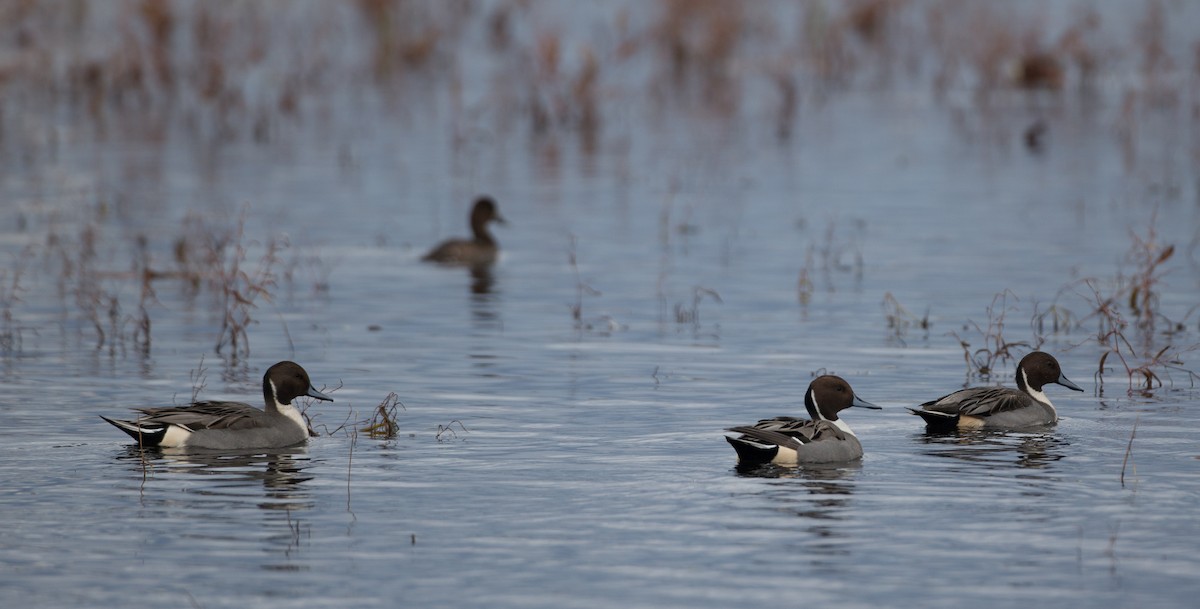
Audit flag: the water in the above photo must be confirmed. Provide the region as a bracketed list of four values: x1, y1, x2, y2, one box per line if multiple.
[2, 2, 1199, 607]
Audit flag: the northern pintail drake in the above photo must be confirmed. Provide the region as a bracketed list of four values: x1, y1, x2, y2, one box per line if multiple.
[422, 196, 506, 266]
[908, 351, 1083, 431]
[725, 375, 881, 465]
[101, 361, 333, 450]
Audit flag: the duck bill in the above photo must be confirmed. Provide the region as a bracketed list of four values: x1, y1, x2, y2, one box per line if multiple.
[1057, 373, 1084, 392]
[307, 387, 334, 402]
[851, 395, 882, 410]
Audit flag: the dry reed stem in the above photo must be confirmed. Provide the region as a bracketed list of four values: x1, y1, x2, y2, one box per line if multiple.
[673, 286, 722, 326]
[882, 292, 930, 344]
[567, 235, 602, 330]
[1079, 271, 1197, 394]
[347, 429, 356, 511]
[436, 420, 469, 441]
[214, 212, 284, 362]
[0, 1, 1192, 156]
[951, 289, 1029, 378]
[797, 246, 815, 307]
[0, 246, 34, 353]
[189, 354, 208, 404]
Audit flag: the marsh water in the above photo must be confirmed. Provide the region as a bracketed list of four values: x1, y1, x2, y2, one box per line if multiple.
[2, 2, 1199, 607]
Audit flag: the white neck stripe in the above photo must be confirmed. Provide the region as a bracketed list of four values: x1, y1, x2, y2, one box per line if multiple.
[832, 418, 856, 437]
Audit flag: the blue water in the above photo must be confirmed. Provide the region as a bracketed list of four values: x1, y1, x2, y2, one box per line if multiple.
[1, 2, 1199, 608]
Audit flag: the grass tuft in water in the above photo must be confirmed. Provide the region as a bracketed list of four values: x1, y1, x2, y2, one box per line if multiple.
[359, 392, 405, 439]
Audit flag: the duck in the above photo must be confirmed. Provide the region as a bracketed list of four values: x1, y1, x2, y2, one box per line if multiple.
[422, 196, 506, 266]
[725, 375, 881, 465]
[908, 351, 1083, 431]
[101, 361, 333, 450]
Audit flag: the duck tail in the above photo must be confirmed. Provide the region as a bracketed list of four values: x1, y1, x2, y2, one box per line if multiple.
[100, 415, 167, 447]
[724, 434, 780, 465]
[906, 408, 960, 432]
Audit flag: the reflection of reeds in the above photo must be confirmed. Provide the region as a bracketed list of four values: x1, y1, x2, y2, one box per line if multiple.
[1120, 416, 1138, 488]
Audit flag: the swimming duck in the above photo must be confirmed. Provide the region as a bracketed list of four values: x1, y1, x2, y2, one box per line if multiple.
[726, 375, 880, 465]
[908, 351, 1083, 431]
[422, 196, 506, 266]
[101, 361, 333, 450]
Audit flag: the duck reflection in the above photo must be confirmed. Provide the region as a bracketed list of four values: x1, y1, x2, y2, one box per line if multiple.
[116, 445, 314, 507]
[469, 264, 495, 295]
[916, 429, 1068, 472]
[735, 462, 860, 509]
[733, 462, 861, 562]
[115, 446, 316, 565]
[467, 265, 504, 376]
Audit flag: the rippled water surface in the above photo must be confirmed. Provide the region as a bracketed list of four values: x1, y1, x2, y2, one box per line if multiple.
[1, 2, 1199, 608]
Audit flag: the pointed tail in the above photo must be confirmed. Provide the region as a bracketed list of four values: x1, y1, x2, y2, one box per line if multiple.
[906, 408, 960, 432]
[100, 415, 167, 447]
[725, 434, 780, 465]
